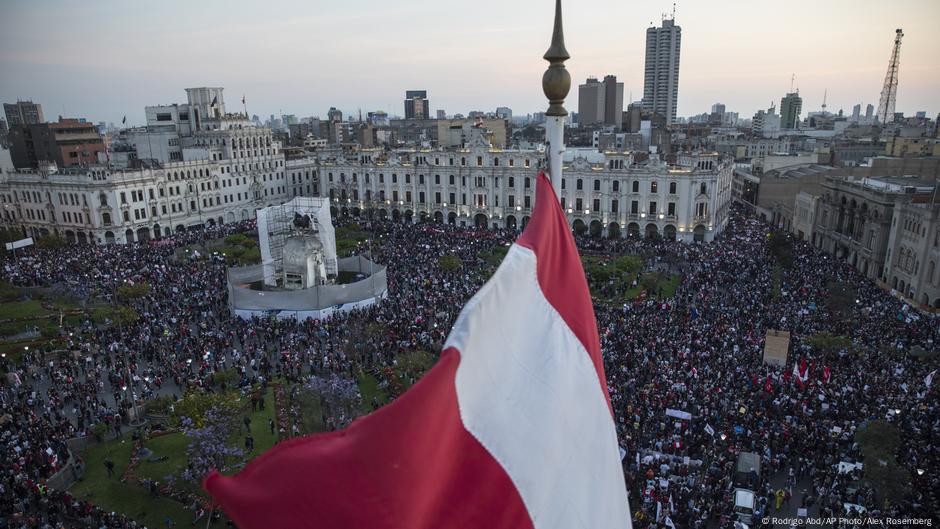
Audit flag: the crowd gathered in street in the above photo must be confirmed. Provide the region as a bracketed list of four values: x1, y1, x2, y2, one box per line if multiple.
[0, 204, 936, 528]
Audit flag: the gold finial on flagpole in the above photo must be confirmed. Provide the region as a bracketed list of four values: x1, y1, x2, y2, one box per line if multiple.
[543, 0, 570, 117]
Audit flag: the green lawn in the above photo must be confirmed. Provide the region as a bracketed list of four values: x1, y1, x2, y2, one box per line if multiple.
[357, 370, 389, 412]
[0, 299, 50, 320]
[71, 388, 279, 529]
[71, 435, 227, 529]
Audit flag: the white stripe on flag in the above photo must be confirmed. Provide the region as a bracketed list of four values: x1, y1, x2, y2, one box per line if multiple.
[448, 244, 630, 529]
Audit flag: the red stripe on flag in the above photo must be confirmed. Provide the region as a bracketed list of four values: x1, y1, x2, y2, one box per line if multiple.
[517, 171, 612, 412]
[204, 348, 533, 529]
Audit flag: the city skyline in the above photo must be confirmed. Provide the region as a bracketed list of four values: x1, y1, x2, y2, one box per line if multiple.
[1, 0, 938, 126]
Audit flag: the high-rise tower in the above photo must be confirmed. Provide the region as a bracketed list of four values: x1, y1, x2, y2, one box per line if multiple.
[876, 28, 903, 124]
[780, 92, 802, 129]
[642, 18, 681, 124]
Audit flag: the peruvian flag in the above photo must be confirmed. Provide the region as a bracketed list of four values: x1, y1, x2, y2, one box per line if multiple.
[792, 361, 808, 389]
[204, 171, 632, 528]
[764, 376, 773, 394]
[822, 365, 831, 385]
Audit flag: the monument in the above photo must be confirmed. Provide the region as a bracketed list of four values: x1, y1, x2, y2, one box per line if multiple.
[227, 197, 388, 320]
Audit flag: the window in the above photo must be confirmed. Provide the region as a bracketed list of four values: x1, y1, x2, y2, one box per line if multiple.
[669, 181, 677, 194]
[668, 202, 676, 216]
[576, 198, 583, 211]
[435, 192, 441, 204]
[593, 199, 600, 212]
[524, 195, 531, 208]
[632, 181, 639, 193]
[631, 201, 639, 214]
[449, 192, 456, 205]
[494, 158, 500, 167]
[611, 200, 618, 213]
[508, 177, 515, 188]
[102, 212, 112, 226]
[700, 182, 707, 194]
[120, 192, 127, 204]
[476, 156, 483, 166]
[613, 181, 619, 192]
[650, 181, 658, 193]
[419, 174, 425, 185]
[525, 178, 531, 189]
[435, 174, 441, 185]
[649, 201, 657, 214]
[593, 180, 600, 191]
[449, 174, 455, 185]
[392, 174, 397, 184]
[576, 179, 583, 190]
[509, 195, 515, 207]
[419, 192, 426, 203]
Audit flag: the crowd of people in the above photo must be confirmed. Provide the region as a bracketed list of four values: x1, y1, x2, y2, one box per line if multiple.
[0, 203, 936, 528]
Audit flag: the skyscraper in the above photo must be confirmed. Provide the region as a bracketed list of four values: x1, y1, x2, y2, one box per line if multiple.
[603, 75, 624, 128]
[578, 78, 604, 125]
[851, 104, 861, 123]
[404, 90, 429, 120]
[4, 100, 44, 126]
[578, 76, 623, 127]
[642, 18, 681, 124]
[780, 92, 802, 129]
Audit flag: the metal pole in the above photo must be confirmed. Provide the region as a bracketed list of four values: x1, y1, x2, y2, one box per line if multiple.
[542, 0, 570, 203]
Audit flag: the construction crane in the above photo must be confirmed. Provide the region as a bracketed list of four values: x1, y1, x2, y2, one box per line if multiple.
[877, 28, 903, 124]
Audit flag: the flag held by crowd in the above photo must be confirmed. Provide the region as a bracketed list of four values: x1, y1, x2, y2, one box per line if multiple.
[204, 171, 632, 528]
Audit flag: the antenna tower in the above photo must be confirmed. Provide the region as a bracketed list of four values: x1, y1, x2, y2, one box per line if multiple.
[822, 89, 828, 113]
[877, 28, 903, 124]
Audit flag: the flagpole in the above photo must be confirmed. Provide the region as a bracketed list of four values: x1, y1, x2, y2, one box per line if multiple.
[542, 0, 570, 201]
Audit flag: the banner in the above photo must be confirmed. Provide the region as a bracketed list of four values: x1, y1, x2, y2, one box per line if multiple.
[665, 408, 692, 420]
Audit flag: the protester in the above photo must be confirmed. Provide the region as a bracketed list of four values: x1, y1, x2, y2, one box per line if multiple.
[0, 206, 935, 528]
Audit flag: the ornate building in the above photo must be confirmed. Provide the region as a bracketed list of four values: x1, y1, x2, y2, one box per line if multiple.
[0, 89, 286, 245]
[1, 85, 734, 245]
[307, 138, 733, 242]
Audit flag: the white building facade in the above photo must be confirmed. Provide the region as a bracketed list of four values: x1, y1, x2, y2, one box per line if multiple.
[312, 141, 733, 243]
[2, 90, 734, 245]
[0, 88, 287, 245]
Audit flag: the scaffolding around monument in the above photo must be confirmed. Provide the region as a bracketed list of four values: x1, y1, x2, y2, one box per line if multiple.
[256, 197, 337, 288]
[226, 197, 388, 320]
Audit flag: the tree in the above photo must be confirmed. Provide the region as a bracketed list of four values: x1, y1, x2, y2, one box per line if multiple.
[177, 407, 243, 486]
[35, 234, 67, 249]
[438, 254, 461, 272]
[116, 282, 150, 301]
[767, 232, 794, 268]
[855, 420, 911, 505]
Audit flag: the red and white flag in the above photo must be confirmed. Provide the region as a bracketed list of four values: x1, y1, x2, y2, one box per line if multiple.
[204, 171, 631, 528]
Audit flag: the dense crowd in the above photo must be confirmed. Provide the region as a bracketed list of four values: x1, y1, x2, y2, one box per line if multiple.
[0, 204, 936, 528]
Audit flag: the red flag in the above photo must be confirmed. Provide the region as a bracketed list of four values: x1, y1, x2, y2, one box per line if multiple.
[204, 172, 631, 528]
[822, 365, 831, 384]
[764, 376, 773, 394]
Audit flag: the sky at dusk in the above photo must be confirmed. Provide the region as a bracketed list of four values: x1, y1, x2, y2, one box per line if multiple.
[1, 0, 938, 126]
